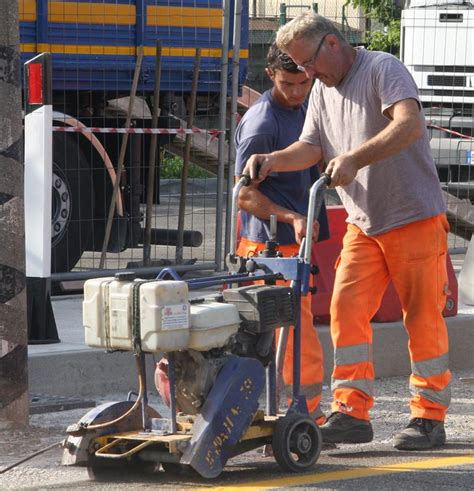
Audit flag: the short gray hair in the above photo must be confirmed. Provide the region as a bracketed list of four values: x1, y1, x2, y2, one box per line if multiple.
[276, 12, 345, 50]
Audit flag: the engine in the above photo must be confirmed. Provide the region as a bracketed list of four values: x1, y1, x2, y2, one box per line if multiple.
[155, 284, 298, 415]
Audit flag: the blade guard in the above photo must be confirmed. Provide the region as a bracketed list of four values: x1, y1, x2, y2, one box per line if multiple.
[181, 356, 265, 478]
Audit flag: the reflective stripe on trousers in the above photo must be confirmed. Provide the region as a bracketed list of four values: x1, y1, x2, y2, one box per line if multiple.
[330, 214, 451, 421]
[410, 352, 451, 407]
[237, 237, 325, 420]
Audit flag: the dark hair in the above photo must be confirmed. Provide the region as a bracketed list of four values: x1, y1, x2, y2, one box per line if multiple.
[267, 42, 300, 74]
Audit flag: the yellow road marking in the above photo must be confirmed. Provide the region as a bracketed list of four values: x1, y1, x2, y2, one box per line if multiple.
[209, 455, 474, 491]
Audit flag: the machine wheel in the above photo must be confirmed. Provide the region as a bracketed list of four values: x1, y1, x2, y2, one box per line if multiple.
[272, 413, 322, 473]
[51, 132, 94, 273]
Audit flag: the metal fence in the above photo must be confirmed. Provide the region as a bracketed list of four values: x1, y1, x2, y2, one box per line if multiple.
[20, 0, 248, 287]
[19, 0, 473, 290]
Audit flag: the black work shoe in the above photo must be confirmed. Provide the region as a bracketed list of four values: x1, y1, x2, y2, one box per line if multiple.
[393, 418, 446, 450]
[319, 411, 374, 444]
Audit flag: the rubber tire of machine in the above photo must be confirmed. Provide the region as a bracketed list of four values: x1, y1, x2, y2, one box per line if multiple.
[271, 413, 322, 473]
[51, 132, 94, 273]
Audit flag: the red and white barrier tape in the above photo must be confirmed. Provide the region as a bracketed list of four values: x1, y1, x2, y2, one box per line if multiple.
[427, 123, 474, 140]
[53, 126, 223, 138]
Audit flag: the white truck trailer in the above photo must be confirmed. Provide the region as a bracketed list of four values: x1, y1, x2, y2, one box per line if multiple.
[401, 0, 473, 188]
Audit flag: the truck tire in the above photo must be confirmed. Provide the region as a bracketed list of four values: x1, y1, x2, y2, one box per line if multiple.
[51, 132, 94, 273]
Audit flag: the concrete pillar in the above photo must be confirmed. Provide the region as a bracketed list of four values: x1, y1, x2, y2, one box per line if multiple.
[0, 0, 28, 427]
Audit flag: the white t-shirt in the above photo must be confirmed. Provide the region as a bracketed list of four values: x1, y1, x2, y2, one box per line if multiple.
[300, 48, 446, 236]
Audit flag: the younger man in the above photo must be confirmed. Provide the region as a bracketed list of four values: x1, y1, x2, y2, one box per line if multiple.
[235, 43, 329, 421]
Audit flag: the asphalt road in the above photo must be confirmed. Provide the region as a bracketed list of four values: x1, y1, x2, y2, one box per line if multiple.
[1, 370, 473, 490]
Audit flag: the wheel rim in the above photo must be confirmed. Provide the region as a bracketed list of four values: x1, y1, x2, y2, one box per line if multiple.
[51, 167, 71, 246]
[287, 421, 319, 467]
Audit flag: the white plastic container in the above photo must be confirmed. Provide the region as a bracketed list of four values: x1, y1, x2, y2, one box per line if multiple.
[83, 276, 190, 352]
[188, 302, 240, 351]
[139, 280, 189, 351]
[83, 277, 115, 349]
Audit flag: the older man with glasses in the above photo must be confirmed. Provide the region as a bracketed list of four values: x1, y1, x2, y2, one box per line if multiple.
[242, 12, 451, 451]
[295, 33, 329, 73]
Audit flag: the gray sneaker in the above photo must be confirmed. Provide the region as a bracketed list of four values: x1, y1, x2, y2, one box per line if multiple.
[319, 411, 373, 444]
[393, 418, 446, 450]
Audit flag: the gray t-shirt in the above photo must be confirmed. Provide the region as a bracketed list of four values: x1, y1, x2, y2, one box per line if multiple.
[300, 48, 446, 236]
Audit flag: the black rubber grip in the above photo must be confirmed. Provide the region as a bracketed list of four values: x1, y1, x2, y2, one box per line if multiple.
[321, 172, 332, 186]
[239, 174, 252, 186]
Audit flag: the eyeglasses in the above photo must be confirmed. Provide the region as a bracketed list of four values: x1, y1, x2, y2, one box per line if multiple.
[296, 34, 329, 72]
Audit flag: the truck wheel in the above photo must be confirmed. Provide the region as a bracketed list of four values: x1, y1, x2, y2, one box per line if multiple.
[51, 133, 94, 273]
[272, 413, 321, 473]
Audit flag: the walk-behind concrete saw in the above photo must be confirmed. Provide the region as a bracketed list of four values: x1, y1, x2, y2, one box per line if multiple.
[61, 173, 331, 480]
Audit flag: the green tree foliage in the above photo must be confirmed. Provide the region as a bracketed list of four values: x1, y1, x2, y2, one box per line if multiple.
[367, 19, 401, 53]
[160, 151, 212, 179]
[348, 0, 398, 25]
[347, 0, 402, 55]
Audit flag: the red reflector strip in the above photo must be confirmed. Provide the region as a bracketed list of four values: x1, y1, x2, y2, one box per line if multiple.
[28, 64, 43, 104]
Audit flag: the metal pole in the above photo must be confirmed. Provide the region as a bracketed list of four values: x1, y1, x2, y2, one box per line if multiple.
[168, 352, 178, 434]
[140, 353, 150, 430]
[0, 0, 28, 427]
[176, 48, 201, 264]
[51, 261, 218, 282]
[99, 46, 144, 268]
[279, 3, 287, 25]
[292, 281, 302, 399]
[224, 0, 243, 260]
[215, 0, 231, 271]
[143, 40, 163, 266]
[266, 361, 277, 416]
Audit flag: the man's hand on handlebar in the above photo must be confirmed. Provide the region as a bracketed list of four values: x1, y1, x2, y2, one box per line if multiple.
[325, 154, 359, 188]
[242, 153, 275, 183]
[293, 215, 320, 245]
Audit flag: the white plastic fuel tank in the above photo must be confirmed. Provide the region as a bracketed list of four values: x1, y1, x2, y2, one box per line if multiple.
[188, 301, 240, 351]
[83, 277, 115, 349]
[139, 280, 189, 351]
[83, 275, 189, 352]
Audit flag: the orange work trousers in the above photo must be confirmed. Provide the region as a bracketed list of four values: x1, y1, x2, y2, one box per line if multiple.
[330, 214, 451, 422]
[237, 237, 325, 421]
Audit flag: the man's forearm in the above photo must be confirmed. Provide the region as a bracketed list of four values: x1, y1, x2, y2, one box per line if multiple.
[270, 141, 322, 172]
[238, 186, 301, 224]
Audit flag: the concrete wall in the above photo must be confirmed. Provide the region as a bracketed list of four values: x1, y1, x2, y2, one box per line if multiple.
[29, 314, 473, 397]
